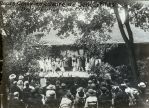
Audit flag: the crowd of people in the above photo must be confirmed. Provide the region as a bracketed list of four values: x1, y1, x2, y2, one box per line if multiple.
[37, 55, 101, 73]
[8, 73, 148, 108]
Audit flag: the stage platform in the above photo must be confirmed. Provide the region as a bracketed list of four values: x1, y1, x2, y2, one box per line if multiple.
[39, 71, 90, 78]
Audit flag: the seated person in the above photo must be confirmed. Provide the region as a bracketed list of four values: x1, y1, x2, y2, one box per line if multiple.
[85, 89, 98, 108]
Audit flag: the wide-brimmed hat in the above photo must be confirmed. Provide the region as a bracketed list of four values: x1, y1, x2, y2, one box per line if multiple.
[46, 90, 56, 97]
[88, 80, 92, 84]
[9, 74, 16, 80]
[46, 84, 56, 90]
[13, 92, 19, 97]
[87, 89, 96, 96]
[138, 82, 146, 88]
[18, 75, 24, 80]
[77, 87, 84, 92]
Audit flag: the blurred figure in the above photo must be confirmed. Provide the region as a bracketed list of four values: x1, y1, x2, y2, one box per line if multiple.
[23, 82, 32, 106]
[98, 87, 111, 108]
[85, 89, 98, 108]
[59, 92, 73, 108]
[29, 88, 43, 108]
[74, 87, 86, 108]
[17, 80, 24, 91]
[85, 57, 91, 73]
[10, 81, 23, 100]
[45, 86, 57, 108]
[114, 84, 130, 108]
[72, 55, 77, 72]
[9, 92, 25, 108]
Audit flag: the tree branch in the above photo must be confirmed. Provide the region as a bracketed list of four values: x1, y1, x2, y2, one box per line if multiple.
[124, 5, 134, 43]
[113, 4, 130, 45]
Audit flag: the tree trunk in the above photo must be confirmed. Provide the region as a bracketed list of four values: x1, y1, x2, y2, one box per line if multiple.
[114, 4, 139, 83]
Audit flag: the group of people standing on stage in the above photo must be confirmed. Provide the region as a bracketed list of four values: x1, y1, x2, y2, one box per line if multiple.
[38, 55, 101, 73]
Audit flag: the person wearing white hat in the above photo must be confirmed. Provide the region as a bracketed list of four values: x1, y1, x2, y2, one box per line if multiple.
[18, 75, 24, 80]
[84, 89, 98, 108]
[45, 89, 57, 108]
[46, 84, 56, 91]
[9, 74, 16, 80]
[138, 82, 146, 101]
[138, 82, 146, 88]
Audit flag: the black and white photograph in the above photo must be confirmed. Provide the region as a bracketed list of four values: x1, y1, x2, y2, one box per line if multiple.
[1, 0, 149, 108]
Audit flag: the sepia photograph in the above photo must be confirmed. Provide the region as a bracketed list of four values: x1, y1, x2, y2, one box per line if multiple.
[1, 0, 149, 108]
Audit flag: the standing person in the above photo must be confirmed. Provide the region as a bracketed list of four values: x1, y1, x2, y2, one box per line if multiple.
[47, 57, 52, 72]
[68, 56, 72, 71]
[63, 56, 69, 71]
[60, 57, 65, 72]
[85, 57, 91, 73]
[72, 55, 77, 72]
[77, 56, 84, 71]
[89, 56, 96, 73]
[81, 56, 86, 71]
[51, 57, 56, 73]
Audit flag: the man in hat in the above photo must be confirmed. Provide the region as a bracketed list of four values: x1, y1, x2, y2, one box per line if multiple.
[85, 89, 98, 108]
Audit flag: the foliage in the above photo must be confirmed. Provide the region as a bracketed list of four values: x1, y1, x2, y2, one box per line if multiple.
[2, 1, 149, 78]
[93, 62, 119, 80]
[137, 58, 149, 81]
[129, 2, 149, 32]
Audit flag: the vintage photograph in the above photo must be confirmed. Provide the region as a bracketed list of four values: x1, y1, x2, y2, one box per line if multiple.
[1, 0, 149, 108]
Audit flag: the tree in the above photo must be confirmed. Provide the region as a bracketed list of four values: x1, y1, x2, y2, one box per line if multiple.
[1, 0, 148, 84]
[113, 3, 139, 82]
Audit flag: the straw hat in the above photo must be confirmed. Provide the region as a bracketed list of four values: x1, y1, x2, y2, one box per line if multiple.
[46, 84, 56, 90]
[138, 82, 146, 88]
[13, 92, 19, 97]
[46, 90, 56, 97]
[77, 87, 84, 92]
[87, 89, 96, 96]
[18, 75, 24, 80]
[9, 74, 16, 80]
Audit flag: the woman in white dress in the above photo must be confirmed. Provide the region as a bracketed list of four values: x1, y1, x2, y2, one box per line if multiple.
[72, 55, 77, 72]
[85, 57, 91, 73]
